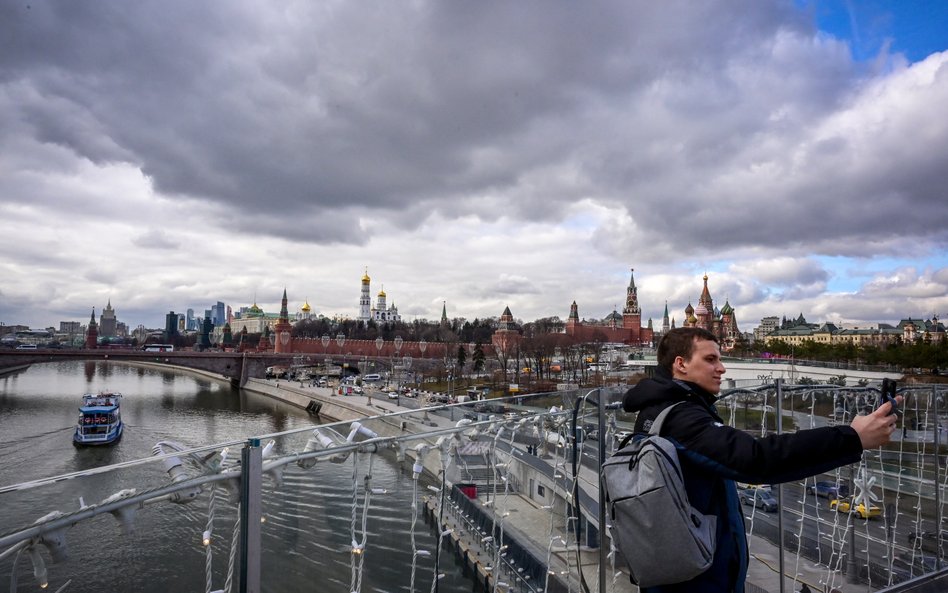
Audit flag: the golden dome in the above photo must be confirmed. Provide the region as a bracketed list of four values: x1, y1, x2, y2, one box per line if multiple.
[378, 286, 386, 298]
[301, 300, 311, 312]
[361, 267, 370, 283]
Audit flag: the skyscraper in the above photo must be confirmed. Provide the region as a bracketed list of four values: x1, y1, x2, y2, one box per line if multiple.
[213, 301, 225, 327]
[99, 300, 117, 338]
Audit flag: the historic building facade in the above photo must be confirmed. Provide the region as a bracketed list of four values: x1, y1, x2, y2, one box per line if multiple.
[764, 315, 945, 348]
[564, 269, 655, 346]
[681, 274, 741, 350]
[357, 269, 401, 324]
[228, 301, 280, 336]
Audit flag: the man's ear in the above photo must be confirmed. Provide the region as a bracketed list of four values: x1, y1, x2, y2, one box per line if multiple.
[674, 356, 686, 374]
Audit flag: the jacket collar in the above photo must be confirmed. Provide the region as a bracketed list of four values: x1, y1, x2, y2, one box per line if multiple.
[672, 378, 720, 407]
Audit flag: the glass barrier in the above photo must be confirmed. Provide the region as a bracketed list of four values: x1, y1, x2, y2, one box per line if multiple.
[1, 384, 946, 593]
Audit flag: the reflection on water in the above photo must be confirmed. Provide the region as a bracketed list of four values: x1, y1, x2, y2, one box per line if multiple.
[0, 361, 471, 593]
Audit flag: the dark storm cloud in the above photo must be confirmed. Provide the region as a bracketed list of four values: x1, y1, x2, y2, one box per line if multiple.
[2, 1, 833, 243]
[2, 0, 947, 338]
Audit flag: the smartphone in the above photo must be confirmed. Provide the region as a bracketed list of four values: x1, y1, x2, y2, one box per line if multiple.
[880, 378, 902, 418]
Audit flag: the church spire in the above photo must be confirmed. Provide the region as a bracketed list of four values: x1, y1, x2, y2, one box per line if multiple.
[273, 288, 293, 354]
[279, 288, 289, 323]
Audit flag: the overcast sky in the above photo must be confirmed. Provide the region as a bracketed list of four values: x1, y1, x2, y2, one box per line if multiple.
[2, 0, 947, 331]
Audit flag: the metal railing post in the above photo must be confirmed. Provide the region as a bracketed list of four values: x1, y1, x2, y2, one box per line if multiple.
[775, 378, 786, 593]
[934, 387, 942, 565]
[597, 387, 607, 593]
[847, 463, 858, 583]
[239, 438, 262, 593]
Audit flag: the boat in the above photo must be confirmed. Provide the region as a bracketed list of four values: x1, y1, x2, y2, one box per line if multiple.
[73, 392, 124, 446]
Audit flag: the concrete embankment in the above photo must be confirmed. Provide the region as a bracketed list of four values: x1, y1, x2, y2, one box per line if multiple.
[119, 363, 379, 424]
[0, 364, 31, 377]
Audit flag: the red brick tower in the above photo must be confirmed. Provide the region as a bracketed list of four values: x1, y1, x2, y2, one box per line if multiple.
[273, 288, 293, 353]
[621, 268, 643, 335]
[85, 308, 98, 349]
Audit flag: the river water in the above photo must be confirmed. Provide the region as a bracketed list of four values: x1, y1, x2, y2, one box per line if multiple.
[0, 361, 472, 593]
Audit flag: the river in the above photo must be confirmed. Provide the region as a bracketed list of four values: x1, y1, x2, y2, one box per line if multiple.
[0, 361, 472, 593]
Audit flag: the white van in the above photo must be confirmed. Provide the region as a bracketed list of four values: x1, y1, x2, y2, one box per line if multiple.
[363, 373, 382, 382]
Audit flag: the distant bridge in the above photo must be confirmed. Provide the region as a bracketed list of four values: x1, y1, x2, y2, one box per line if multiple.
[0, 349, 311, 387]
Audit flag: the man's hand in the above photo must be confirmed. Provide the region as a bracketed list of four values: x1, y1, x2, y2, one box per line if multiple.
[851, 397, 902, 449]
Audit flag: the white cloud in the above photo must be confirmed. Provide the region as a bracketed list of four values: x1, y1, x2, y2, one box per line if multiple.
[0, 1, 946, 330]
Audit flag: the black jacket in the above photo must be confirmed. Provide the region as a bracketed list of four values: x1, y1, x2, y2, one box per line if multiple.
[622, 370, 863, 593]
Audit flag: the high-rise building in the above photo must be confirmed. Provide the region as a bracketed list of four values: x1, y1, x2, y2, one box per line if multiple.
[99, 300, 117, 338]
[164, 311, 179, 342]
[753, 316, 780, 343]
[186, 308, 195, 331]
[213, 302, 225, 326]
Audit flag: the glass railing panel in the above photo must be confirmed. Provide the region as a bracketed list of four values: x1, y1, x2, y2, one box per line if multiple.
[2, 383, 945, 593]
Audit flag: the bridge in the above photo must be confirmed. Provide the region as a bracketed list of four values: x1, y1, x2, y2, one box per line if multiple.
[0, 348, 304, 387]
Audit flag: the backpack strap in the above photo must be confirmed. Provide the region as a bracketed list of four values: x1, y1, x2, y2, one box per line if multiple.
[648, 401, 685, 436]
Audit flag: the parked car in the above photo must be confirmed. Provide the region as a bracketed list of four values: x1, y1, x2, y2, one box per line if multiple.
[806, 481, 850, 499]
[736, 482, 772, 491]
[738, 488, 778, 512]
[908, 530, 948, 554]
[830, 497, 881, 519]
[613, 430, 633, 446]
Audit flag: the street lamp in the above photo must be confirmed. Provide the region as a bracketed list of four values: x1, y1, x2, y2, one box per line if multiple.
[398, 356, 412, 406]
[418, 340, 427, 391]
[336, 333, 346, 379]
[375, 336, 384, 384]
[394, 336, 403, 389]
[321, 334, 331, 375]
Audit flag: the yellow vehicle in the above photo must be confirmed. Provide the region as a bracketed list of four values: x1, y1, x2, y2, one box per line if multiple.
[830, 498, 882, 519]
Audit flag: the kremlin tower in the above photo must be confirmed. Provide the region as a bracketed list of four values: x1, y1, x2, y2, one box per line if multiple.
[85, 308, 98, 349]
[273, 288, 292, 353]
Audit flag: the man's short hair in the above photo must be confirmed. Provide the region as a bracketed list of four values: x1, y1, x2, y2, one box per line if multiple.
[657, 327, 719, 373]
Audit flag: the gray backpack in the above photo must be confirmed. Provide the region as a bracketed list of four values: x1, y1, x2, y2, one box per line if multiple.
[601, 402, 717, 587]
